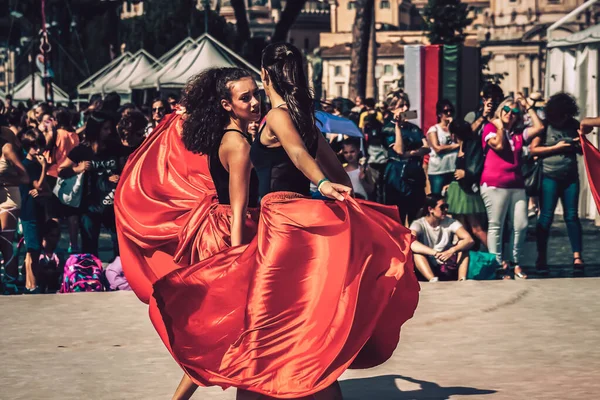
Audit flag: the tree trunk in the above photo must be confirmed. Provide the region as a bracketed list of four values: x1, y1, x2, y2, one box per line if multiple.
[230, 0, 250, 50]
[349, 0, 374, 101]
[366, 10, 377, 99]
[271, 0, 308, 44]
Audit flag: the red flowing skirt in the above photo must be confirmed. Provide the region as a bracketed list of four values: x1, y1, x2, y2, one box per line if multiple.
[153, 192, 420, 399]
[115, 112, 257, 304]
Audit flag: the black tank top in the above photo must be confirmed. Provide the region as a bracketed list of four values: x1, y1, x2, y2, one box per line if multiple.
[209, 129, 259, 207]
[250, 118, 318, 199]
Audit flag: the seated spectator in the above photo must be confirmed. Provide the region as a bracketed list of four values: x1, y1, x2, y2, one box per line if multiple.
[410, 194, 474, 282]
[37, 219, 62, 294]
[341, 139, 373, 200]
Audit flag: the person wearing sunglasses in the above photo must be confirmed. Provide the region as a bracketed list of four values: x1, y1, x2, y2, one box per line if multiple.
[146, 98, 171, 136]
[480, 95, 544, 279]
[410, 194, 475, 282]
[427, 99, 460, 195]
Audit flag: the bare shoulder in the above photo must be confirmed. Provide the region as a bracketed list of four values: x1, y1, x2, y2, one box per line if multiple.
[266, 107, 293, 126]
[221, 130, 251, 153]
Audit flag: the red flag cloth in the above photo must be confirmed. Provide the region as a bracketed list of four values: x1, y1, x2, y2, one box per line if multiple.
[115, 113, 258, 304]
[153, 193, 420, 398]
[580, 133, 600, 213]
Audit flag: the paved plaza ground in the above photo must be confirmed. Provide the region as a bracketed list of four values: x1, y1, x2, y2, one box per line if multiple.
[1, 217, 599, 399]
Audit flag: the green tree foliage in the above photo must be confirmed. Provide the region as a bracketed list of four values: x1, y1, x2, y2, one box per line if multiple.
[423, 0, 473, 45]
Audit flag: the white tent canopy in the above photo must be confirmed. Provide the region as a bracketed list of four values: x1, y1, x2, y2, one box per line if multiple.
[159, 37, 196, 64]
[12, 73, 70, 103]
[546, 23, 600, 220]
[78, 52, 133, 96]
[80, 50, 161, 98]
[131, 33, 261, 90]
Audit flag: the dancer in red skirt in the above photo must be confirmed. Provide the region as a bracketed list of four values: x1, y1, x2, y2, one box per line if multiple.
[115, 68, 262, 399]
[153, 43, 420, 399]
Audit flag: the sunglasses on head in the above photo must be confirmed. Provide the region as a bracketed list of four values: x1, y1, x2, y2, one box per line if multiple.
[502, 105, 521, 115]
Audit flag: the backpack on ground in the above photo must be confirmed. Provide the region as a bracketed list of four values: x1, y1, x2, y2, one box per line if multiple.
[60, 254, 105, 293]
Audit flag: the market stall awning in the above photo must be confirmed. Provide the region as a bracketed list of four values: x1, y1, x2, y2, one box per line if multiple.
[12, 73, 70, 103]
[131, 33, 261, 90]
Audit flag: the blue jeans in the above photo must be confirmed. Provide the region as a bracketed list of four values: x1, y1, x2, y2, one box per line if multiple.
[536, 176, 582, 263]
[428, 173, 454, 196]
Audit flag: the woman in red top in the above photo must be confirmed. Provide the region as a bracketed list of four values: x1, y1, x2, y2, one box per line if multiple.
[480, 95, 543, 279]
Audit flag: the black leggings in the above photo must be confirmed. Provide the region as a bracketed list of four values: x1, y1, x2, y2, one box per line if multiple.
[385, 185, 425, 226]
[80, 207, 119, 258]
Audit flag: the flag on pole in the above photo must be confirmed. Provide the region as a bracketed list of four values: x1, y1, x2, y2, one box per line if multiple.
[580, 133, 600, 213]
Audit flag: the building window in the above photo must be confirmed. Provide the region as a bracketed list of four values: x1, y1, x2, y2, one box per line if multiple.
[348, 1, 356, 10]
[547, 0, 561, 4]
[383, 64, 393, 76]
[334, 66, 342, 76]
[336, 83, 344, 97]
[380, 0, 391, 8]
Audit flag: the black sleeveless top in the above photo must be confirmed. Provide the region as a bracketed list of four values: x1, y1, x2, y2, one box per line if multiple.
[250, 120, 318, 199]
[209, 129, 259, 207]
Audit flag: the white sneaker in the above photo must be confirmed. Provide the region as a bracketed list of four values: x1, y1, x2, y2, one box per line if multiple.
[429, 277, 439, 283]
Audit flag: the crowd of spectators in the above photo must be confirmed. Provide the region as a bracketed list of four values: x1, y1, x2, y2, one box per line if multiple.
[0, 82, 593, 293]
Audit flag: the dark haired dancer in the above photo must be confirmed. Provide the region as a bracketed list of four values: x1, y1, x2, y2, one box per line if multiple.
[115, 68, 262, 400]
[154, 43, 419, 399]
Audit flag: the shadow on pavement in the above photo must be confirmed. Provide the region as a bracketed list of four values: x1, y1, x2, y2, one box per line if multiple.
[340, 374, 496, 399]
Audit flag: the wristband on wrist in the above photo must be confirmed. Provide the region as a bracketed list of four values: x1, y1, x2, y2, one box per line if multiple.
[317, 178, 330, 192]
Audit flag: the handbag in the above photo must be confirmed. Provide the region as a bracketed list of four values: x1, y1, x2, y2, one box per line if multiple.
[467, 251, 499, 280]
[53, 173, 84, 208]
[521, 155, 542, 197]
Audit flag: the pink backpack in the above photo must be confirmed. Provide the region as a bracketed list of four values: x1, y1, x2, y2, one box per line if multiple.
[60, 254, 105, 293]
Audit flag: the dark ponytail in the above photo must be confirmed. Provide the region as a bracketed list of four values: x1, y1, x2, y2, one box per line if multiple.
[261, 43, 317, 149]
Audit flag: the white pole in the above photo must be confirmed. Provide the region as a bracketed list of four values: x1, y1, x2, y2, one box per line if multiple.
[547, 0, 598, 38]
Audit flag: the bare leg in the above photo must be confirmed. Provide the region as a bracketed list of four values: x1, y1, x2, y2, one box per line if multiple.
[413, 254, 437, 281]
[0, 208, 19, 279]
[172, 374, 198, 400]
[68, 215, 80, 252]
[456, 252, 469, 281]
[466, 214, 488, 251]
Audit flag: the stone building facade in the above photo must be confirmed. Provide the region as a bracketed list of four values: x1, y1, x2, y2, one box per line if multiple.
[321, 0, 599, 100]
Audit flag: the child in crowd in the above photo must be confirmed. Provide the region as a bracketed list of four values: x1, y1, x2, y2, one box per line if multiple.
[19, 129, 51, 294]
[37, 220, 62, 294]
[341, 139, 373, 200]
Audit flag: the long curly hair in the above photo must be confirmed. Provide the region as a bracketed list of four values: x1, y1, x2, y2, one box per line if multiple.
[545, 92, 579, 127]
[261, 43, 317, 149]
[181, 67, 253, 154]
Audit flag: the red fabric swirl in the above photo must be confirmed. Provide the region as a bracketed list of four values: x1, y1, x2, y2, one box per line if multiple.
[115, 112, 258, 304]
[153, 193, 420, 398]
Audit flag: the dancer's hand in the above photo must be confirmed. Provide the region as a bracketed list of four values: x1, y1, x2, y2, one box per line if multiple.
[319, 181, 352, 201]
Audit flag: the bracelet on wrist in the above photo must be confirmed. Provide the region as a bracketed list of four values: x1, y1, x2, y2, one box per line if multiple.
[317, 178, 330, 192]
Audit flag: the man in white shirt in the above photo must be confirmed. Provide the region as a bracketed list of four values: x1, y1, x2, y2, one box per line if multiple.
[410, 194, 474, 281]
